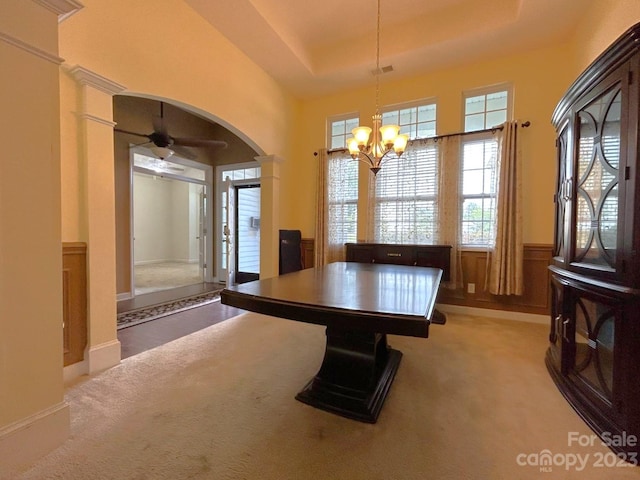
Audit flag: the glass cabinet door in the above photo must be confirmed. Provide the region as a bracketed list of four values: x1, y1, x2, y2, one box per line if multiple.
[548, 275, 570, 373]
[554, 124, 571, 263]
[569, 289, 618, 403]
[573, 84, 622, 272]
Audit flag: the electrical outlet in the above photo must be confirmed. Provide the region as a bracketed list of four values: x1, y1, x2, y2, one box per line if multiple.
[467, 283, 476, 294]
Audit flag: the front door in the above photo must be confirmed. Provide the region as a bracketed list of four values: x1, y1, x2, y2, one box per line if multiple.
[235, 184, 261, 284]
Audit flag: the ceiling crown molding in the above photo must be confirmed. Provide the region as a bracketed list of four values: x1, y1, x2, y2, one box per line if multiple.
[31, 0, 84, 22]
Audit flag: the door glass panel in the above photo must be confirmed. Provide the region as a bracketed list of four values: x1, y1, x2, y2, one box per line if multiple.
[236, 185, 261, 283]
[574, 87, 620, 268]
[573, 297, 615, 399]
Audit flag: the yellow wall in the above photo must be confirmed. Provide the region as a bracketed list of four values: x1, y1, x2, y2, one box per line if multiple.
[286, 41, 577, 244]
[59, 0, 299, 243]
[3, 0, 640, 472]
[573, 0, 640, 76]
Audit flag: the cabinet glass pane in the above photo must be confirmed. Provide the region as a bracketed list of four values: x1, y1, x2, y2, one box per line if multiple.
[573, 297, 615, 399]
[554, 128, 569, 258]
[574, 88, 621, 268]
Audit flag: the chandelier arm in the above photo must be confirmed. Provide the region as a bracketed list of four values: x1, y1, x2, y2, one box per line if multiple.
[378, 150, 396, 167]
[356, 152, 378, 167]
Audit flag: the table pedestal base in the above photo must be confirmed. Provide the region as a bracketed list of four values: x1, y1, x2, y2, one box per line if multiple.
[295, 328, 402, 423]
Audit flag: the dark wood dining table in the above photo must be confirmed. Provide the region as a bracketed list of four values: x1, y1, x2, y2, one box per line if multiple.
[220, 261, 444, 423]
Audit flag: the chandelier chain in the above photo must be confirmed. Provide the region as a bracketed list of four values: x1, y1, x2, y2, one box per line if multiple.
[375, 0, 381, 112]
[347, 0, 408, 175]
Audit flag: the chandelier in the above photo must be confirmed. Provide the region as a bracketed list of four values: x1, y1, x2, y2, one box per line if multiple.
[347, 0, 408, 175]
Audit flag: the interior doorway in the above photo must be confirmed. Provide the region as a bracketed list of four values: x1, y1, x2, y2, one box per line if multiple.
[131, 148, 212, 296]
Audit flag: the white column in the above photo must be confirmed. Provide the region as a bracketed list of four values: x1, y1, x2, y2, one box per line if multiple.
[255, 155, 284, 279]
[70, 66, 125, 374]
[0, 0, 81, 473]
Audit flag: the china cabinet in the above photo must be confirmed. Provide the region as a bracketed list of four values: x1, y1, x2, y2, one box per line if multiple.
[547, 23, 640, 457]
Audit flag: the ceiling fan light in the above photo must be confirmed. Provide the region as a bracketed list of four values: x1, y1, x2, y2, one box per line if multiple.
[150, 145, 174, 160]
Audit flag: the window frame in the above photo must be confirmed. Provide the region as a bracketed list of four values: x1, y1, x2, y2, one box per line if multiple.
[327, 151, 359, 246]
[462, 83, 513, 133]
[373, 98, 439, 245]
[380, 97, 438, 140]
[327, 112, 360, 150]
[459, 134, 499, 247]
[459, 84, 512, 248]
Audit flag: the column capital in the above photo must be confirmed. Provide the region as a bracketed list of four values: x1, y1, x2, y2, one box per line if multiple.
[68, 65, 126, 96]
[255, 154, 284, 165]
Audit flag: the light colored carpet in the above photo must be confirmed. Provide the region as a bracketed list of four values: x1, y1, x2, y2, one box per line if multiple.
[6, 313, 640, 479]
[135, 262, 202, 295]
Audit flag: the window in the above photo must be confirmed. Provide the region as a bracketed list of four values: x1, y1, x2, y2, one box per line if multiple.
[460, 138, 498, 245]
[327, 152, 358, 245]
[460, 86, 511, 246]
[328, 114, 359, 149]
[382, 100, 437, 139]
[325, 116, 360, 249]
[374, 100, 438, 244]
[374, 143, 439, 244]
[464, 88, 509, 132]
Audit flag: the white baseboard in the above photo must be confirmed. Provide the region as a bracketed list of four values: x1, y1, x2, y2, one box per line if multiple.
[117, 291, 133, 301]
[63, 359, 89, 384]
[63, 339, 121, 384]
[0, 402, 70, 475]
[436, 303, 548, 325]
[134, 259, 197, 266]
[87, 339, 121, 375]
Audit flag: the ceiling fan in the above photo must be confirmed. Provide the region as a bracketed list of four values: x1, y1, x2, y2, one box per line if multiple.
[114, 101, 228, 160]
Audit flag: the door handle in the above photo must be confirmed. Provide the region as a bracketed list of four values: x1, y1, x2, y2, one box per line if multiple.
[562, 318, 571, 342]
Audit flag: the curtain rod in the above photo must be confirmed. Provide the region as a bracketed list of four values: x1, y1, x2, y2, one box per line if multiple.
[315, 121, 531, 156]
[430, 120, 530, 141]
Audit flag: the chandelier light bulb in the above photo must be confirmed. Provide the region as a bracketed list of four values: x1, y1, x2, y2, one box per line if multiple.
[352, 126, 372, 147]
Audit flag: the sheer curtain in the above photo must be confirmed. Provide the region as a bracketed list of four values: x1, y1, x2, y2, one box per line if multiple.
[314, 149, 329, 267]
[314, 148, 358, 266]
[366, 137, 462, 288]
[435, 136, 462, 289]
[488, 121, 524, 295]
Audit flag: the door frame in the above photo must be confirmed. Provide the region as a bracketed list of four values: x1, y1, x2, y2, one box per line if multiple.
[129, 145, 213, 297]
[215, 162, 261, 283]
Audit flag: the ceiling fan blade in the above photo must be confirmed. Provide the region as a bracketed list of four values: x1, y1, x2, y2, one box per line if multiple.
[114, 128, 151, 140]
[170, 145, 198, 161]
[172, 137, 228, 149]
